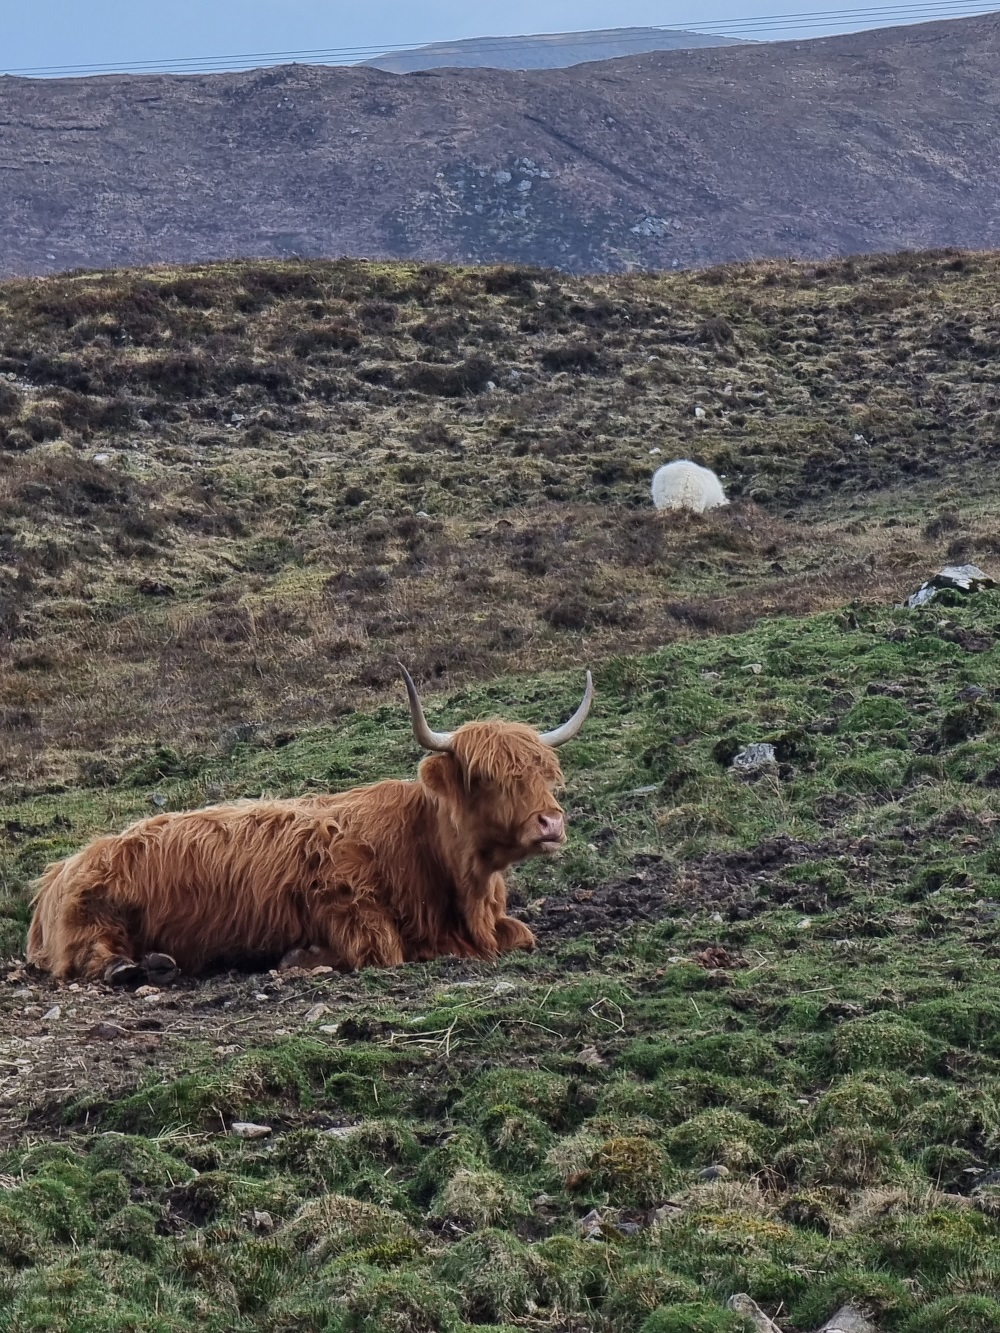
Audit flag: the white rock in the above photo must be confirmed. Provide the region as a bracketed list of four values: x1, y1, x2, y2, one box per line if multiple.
[42, 1006, 61, 1021]
[797, 917, 812, 930]
[727, 1293, 783, 1332]
[318, 1024, 340, 1035]
[730, 743, 777, 775]
[304, 1003, 329, 1023]
[694, 405, 707, 418]
[230, 1121, 272, 1139]
[816, 1307, 877, 1333]
[92, 453, 110, 464]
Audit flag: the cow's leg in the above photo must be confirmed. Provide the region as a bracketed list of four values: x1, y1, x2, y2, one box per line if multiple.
[59, 887, 144, 983]
[494, 915, 536, 954]
[281, 904, 406, 973]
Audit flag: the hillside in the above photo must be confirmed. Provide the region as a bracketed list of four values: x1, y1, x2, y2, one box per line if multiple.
[1, 251, 1000, 1330]
[3, 247, 1000, 790]
[1, 13, 1000, 277]
[363, 26, 747, 72]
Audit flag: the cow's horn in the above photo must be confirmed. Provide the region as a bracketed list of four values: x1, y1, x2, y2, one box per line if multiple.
[399, 664, 454, 751]
[539, 671, 594, 748]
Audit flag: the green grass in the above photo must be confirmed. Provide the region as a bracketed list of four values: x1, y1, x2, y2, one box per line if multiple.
[1, 586, 1000, 1329]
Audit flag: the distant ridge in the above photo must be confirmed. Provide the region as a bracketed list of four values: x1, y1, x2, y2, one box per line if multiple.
[362, 26, 748, 72]
[1, 13, 999, 277]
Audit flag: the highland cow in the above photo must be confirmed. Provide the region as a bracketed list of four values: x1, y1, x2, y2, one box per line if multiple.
[26, 666, 593, 983]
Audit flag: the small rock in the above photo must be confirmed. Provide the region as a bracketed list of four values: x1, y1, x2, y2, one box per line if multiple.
[728, 1293, 783, 1332]
[613, 1221, 642, 1236]
[254, 992, 270, 1002]
[957, 684, 987, 702]
[905, 563, 996, 609]
[652, 1202, 684, 1225]
[22, 1005, 42, 1017]
[577, 1207, 603, 1240]
[694, 405, 706, 418]
[698, 1164, 730, 1181]
[649, 446, 661, 455]
[797, 917, 812, 930]
[574, 1045, 605, 1068]
[318, 1023, 340, 1035]
[134, 985, 160, 999]
[230, 1121, 272, 1139]
[323, 1125, 358, 1139]
[310, 966, 334, 976]
[730, 743, 777, 775]
[816, 1306, 877, 1333]
[42, 1005, 61, 1022]
[304, 1003, 330, 1024]
[86, 1022, 127, 1041]
[415, 510, 430, 518]
[93, 452, 110, 464]
[250, 1208, 274, 1230]
[149, 793, 167, 809]
[743, 662, 764, 675]
[533, 1192, 557, 1207]
[214, 1044, 238, 1056]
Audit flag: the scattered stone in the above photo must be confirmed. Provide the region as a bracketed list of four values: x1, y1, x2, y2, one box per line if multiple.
[303, 1003, 329, 1023]
[905, 563, 996, 609]
[230, 1121, 272, 1139]
[728, 1293, 784, 1332]
[652, 1202, 684, 1225]
[730, 742, 777, 775]
[797, 917, 813, 930]
[214, 1044, 238, 1056]
[22, 1005, 42, 1017]
[698, 1164, 730, 1181]
[318, 1023, 340, 1035]
[957, 684, 987, 702]
[86, 1022, 127, 1041]
[613, 1220, 643, 1236]
[134, 985, 160, 999]
[694, 405, 706, 418]
[309, 966, 334, 976]
[574, 1045, 605, 1068]
[743, 662, 764, 675]
[249, 1209, 274, 1231]
[323, 1125, 358, 1139]
[577, 1207, 604, 1241]
[41, 1005, 61, 1022]
[815, 1306, 877, 1333]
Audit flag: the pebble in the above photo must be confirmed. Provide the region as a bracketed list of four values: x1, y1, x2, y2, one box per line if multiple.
[230, 1121, 272, 1139]
[574, 1045, 605, 1068]
[797, 917, 812, 930]
[214, 1044, 238, 1056]
[577, 1207, 603, 1240]
[86, 1022, 127, 1041]
[42, 1006, 61, 1022]
[698, 1164, 731, 1181]
[22, 1006, 42, 1017]
[304, 1003, 330, 1023]
[134, 985, 159, 999]
[324, 1125, 357, 1139]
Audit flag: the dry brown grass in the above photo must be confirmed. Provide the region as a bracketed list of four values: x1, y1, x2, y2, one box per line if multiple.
[2, 251, 1000, 786]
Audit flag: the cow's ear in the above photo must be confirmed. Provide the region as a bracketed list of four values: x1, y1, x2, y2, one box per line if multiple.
[419, 753, 464, 801]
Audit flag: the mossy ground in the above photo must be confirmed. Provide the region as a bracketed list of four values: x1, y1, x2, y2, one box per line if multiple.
[1, 253, 1000, 1330]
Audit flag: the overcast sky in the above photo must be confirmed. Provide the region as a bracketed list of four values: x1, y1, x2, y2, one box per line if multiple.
[2, 0, 988, 74]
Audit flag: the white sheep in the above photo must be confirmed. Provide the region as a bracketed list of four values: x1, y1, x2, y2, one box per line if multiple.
[651, 459, 728, 514]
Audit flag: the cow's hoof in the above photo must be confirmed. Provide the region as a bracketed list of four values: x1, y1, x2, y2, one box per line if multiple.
[142, 952, 179, 985]
[105, 958, 144, 986]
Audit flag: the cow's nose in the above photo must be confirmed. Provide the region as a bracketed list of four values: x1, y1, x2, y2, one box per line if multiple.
[538, 813, 565, 841]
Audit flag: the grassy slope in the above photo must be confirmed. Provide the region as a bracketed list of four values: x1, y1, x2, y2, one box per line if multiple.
[1, 253, 1000, 1331]
[2, 249, 1000, 787]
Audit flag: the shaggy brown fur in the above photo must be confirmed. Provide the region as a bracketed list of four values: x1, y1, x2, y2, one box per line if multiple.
[27, 718, 574, 982]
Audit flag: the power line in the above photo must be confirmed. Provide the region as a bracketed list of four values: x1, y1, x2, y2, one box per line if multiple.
[2, 0, 996, 78]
